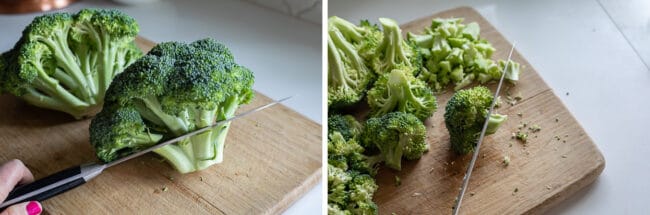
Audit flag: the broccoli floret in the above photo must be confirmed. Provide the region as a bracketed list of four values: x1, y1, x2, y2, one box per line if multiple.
[408, 18, 520, 91]
[89, 105, 163, 162]
[361, 112, 428, 171]
[444, 86, 507, 154]
[90, 38, 254, 173]
[371, 18, 421, 75]
[327, 17, 379, 108]
[328, 114, 363, 141]
[328, 132, 378, 176]
[327, 165, 378, 215]
[0, 9, 141, 119]
[366, 69, 437, 121]
[327, 131, 380, 215]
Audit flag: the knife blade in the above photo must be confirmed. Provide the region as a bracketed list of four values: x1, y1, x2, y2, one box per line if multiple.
[0, 96, 292, 209]
[451, 43, 516, 215]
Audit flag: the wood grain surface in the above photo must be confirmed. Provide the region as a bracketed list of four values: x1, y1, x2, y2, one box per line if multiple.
[369, 7, 605, 214]
[0, 37, 322, 214]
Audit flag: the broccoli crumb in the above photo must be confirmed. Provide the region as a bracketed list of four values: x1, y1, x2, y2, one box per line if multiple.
[529, 125, 541, 133]
[395, 176, 401, 187]
[515, 131, 528, 143]
[503, 156, 510, 166]
[162, 186, 168, 192]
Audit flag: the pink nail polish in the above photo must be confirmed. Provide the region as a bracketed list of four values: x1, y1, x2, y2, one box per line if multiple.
[26, 201, 41, 215]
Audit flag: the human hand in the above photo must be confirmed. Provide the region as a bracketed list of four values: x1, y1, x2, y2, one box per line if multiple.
[0, 160, 42, 215]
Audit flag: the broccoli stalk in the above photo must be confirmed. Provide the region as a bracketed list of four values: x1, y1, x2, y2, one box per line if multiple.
[374, 18, 421, 75]
[444, 86, 507, 154]
[367, 69, 437, 121]
[90, 39, 254, 173]
[0, 9, 141, 119]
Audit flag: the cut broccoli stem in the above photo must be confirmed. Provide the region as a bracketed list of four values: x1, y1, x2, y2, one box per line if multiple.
[329, 17, 364, 41]
[379, 18, 411, 70]
[486, 113, 507, 134]
[190, 109, 217, 161]
[154, 144, 195, 174]
[382, 133, 407, 171]
[211, 96, 240, 164]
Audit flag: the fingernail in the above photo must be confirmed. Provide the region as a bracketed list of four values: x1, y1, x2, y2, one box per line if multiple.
[26, 201, 41, 215]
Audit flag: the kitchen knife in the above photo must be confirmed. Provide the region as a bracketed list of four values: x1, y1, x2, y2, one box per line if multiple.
[0, 96, 292, 209]
[451, 44, 516, 215]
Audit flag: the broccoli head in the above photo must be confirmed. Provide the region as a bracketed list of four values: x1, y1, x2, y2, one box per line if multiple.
[366, 69, 437, 121]
[0, 9, 142, 119]
[327, 17, 379, 108]
[361, 112, 428, 171]
[90, 38, 254, 173]
[328, 114, 363, 141]
[370, 18, 421, 75]
[444, 86, 507, 154]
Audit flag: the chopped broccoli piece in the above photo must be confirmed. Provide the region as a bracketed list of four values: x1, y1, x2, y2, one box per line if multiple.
[408, 18, 520, 91]
[0, 9, 142, 119]
[90, 38, 254, 173]
[361, 112, 428, 171]
[366, 69, 437, 121]
[328, 17, 380, 108]
[444, 86, 507, 154]
[328, 114, 363, 141]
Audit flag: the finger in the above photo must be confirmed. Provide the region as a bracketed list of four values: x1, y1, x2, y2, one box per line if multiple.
[0, 201, 42, 215]
[0, 160, 35, 201]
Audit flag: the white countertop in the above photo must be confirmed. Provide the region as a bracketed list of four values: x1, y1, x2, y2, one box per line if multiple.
[331, 0, 650, 214]
[0, 0, 322, 214]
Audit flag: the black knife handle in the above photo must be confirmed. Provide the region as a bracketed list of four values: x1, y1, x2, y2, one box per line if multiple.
[0, 166, 85, 210]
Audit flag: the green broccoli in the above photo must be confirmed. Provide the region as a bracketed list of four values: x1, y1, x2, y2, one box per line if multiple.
[371, 18, 421, 75]
[408, 18, 520, 91]
[327, 131, 379, 215]
[361, 112, 428, 171]
[328, 17, 380, 108]
[328, 114, 363, 141]
[90, 38, 254, 173]
[0, 9, 142, 119]
[444, 86, 507, 154]
[366, 69, 437, 121]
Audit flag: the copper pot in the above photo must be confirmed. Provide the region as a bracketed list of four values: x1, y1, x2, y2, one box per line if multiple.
[0, 0, 77, 14]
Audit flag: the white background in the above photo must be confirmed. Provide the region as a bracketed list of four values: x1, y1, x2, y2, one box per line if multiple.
[0, 0, 322, 214]
[330, 0, 650, 214]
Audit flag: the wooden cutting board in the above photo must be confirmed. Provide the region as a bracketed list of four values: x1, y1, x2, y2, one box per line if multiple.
[0, 38, 321, 214]
[369, 7, 605, 214]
